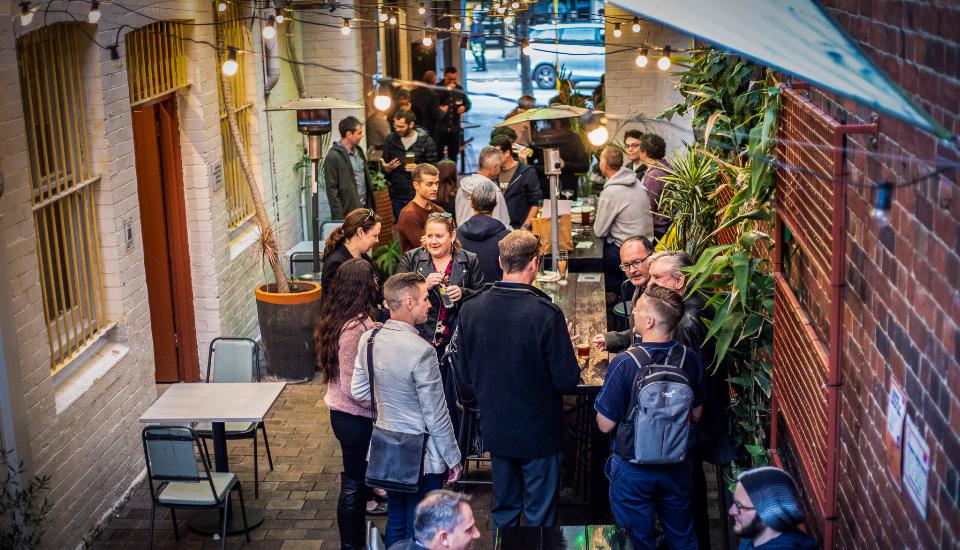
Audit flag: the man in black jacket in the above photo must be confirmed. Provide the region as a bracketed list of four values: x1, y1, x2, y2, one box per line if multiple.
[649, 250, 732, 550]
[457, 231, 580, 530]
[382, 110, 438, 219]
[491, 134, 542, 229]
[435, 67, 471, 163]
[324, 116, 376, 219]
[410, 71, 442, 141]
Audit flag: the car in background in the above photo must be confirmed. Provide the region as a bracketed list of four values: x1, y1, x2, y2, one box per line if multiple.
[523, 22, 605, 89]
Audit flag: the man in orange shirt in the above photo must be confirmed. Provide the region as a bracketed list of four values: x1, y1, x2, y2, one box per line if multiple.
[397, 164, 445, 251]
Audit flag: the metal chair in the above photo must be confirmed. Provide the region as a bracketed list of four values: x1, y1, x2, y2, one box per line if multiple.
[194, 337, 274, 498]
[367, 520, 386, 550]
[449, 368, 492, 489]
[611, 279, 636, 331]
[142, 426, 250, 550]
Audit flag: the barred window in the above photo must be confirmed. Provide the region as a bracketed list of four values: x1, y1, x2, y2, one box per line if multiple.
[17, 23, 108, 371]
[216, 2, 256, 229]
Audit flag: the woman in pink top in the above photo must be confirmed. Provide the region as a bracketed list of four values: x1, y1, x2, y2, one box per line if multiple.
[314, 258, 383, 550]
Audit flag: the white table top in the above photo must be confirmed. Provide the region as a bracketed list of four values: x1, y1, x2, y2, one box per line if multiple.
[139, 382, 286, 424]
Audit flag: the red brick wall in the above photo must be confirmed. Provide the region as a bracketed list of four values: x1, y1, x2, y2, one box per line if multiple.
[791, 1, 959, 548]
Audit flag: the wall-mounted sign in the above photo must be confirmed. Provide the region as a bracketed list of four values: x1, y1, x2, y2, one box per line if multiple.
[210, 160, 224, 193]
[884, 380, 907, 484]
[902, 416, 929, 519]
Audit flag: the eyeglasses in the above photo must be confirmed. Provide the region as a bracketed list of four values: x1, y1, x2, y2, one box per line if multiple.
[619, 258, 647, 272]
[625, 142, 641, 148]
[732, 501, 755, 514]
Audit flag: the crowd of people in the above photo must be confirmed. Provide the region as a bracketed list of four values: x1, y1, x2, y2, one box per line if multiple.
[314, 97, 818, 550]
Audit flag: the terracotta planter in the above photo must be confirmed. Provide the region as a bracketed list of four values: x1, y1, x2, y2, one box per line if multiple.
[374, 188, 394, 247]
[255, 280, 322, 382]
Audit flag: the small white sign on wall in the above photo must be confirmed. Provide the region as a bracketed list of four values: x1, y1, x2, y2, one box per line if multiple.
[210, 160, 224, 192]
[902, 416, 930, 519]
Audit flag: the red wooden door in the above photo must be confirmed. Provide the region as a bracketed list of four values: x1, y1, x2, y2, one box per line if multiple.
[132, 97, 199, 382]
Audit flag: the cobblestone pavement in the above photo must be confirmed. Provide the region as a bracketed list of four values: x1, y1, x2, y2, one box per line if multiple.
[90, 379, 726, 549]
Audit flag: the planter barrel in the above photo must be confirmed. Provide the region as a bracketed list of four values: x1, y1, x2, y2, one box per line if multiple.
[255, 281, 322, 382]
[373, 188, 394, 247]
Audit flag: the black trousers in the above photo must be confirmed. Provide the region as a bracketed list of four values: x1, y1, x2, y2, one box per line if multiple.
[603, 240, 627, 295]
[490, 452, 562, 530]
[436, 131, 461, 164]
[330, 409, 373, 481]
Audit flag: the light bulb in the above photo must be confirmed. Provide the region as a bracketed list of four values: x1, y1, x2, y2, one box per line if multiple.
[632, 17, 640, 33]
[870, 181, 893, 227]
[658, 46, 672, 71]
[521, 39, 532, 56]
[218, 1, 227, 12]
[635, 48, 648, 67]
[453, 19, 461, 31]
[511, 1, 520, 8]
[418, 3, 425, 14]
[378, 11, 387, 22]
[19, 2, 33, 26]
[613, 23, 621, 38]
[388, 14, 397, 25]
[422, 33, 433, 47]
[587, 125, 609, 147]
[275, 8, 284, 24]
[373, 93, 392, 112]
[222, 48, 239, 76]
[88, 1, 101, 24]
[496, 5, 506, 14]
[341, 18, 351, 35]
[262, 16, 277, 40]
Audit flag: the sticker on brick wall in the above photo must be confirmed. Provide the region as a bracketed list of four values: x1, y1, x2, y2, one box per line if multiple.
[902, 416, 929, 519]
[884, 380, 907, 485]
[210, 160, 224, 193]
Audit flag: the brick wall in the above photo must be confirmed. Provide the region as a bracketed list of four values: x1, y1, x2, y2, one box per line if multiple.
[603, 4, 693, 158]
[783, 1, 959, 548]
[0, 1, 310, 546]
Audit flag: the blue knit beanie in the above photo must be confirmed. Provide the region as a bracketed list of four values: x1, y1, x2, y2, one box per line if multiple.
[737, 467, 805, 532]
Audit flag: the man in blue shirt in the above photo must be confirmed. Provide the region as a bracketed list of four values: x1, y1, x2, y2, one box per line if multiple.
[595, 284, 706, 550]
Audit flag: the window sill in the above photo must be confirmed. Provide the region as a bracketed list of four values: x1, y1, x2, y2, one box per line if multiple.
[54, 329, 129, 414]
[229, 220, 260, 261]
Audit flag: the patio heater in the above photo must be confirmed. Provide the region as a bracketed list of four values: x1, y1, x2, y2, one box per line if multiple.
[530, 120, 564, 271]
[266, 97, 363, 275]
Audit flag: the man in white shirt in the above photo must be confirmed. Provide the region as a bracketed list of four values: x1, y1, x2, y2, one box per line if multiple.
[594, 147, 653, 294]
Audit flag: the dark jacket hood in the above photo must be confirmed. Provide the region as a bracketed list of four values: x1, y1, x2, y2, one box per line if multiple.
[458, 214, 509, 240]
[738, 529, 819, 550]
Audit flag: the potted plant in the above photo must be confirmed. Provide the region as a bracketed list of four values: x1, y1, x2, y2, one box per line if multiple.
[216, 24, 320, 382]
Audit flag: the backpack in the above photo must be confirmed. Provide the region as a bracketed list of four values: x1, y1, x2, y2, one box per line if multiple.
[615, 345, 694, 465]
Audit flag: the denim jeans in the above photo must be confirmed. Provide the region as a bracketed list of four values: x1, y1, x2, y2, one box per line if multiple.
[384, 473, 445, 547]
[606, 454, 697, 550]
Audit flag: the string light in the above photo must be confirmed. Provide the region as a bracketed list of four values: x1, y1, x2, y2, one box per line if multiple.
[275, 8, 284, 24]
[870, 180, 893, 227]
[378, 11, 387, 22]
[341, 18, 351, 35]
[632, 17, 641, 33]
[635, 47, 649, 67]
[585, 114, 610, 146]
[453, 19, 461, 31]
[262, 15, 277, 40]
[388, 13, 397, 25]
[511, 0, 520, 9]
[221, 47, 239, 76]
[613, 23, 622, 38]
[417, 3, 425, 14]
[496, 5, 506, 14]
[521, 38, 532, 56]
[217, 0, 228, 12]
[422, 31, 433, 47]
[657, 45, 672, 70]
[19, 2, 34, 26]
[88, 0, 101, 24]
[373, 81, 392, 112]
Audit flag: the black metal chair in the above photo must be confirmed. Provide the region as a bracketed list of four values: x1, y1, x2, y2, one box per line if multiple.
[449, 368, 492, 489]
[194, 337, 274, 498]
[142, 426, 250, 550]
[611, 279, 636, 331]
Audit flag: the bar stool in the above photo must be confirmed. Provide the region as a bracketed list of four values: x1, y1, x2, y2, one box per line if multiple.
[449, 371, 491, 488]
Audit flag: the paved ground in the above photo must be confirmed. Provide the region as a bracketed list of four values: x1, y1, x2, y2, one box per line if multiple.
[90, 375, 728, 549]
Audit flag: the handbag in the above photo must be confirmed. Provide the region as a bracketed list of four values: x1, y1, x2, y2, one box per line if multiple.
[363, 328, 429, 493]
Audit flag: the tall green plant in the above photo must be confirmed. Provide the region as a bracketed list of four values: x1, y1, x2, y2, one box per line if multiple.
[0, 449, 51, 549]
[658, 147, 721, 259]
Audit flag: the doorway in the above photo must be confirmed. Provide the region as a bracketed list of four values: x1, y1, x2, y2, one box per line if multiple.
[131, 96, 200, 383]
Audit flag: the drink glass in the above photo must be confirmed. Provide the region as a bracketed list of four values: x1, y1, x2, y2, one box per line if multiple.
[557, 250, 568, 285]
[439, 285, 455, 308]
[576, 341, 591, 361]
[405, 152, 416, 167]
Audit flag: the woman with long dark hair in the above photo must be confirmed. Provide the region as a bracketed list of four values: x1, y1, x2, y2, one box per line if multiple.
[436, 159, 458, 214]
[321, 208, 382, 296]
[314, 258, 383, 550]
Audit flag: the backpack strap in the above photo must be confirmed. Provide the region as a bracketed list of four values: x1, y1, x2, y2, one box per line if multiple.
[365, 327, 383, 421]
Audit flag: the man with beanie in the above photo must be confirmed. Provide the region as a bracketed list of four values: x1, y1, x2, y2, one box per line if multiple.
[730, 467, 818, 549]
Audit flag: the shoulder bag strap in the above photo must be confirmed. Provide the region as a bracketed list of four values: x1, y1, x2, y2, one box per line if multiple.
[366, 328, 383, 421]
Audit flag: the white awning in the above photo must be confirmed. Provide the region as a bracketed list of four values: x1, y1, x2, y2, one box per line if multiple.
[612, 0, 952, 140]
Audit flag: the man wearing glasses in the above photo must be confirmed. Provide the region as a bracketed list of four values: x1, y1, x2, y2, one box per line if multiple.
[591, 235, 655, 354]
[622, 129, 648, 181]
[729, 467, 816, 549]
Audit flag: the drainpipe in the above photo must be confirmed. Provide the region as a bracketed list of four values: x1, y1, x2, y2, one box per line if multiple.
[264, 21, 282, 95]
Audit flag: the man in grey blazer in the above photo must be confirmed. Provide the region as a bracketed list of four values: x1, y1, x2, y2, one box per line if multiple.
[352, 272, 463, 547]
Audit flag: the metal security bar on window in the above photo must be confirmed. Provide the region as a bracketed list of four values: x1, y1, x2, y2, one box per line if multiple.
[215, 1, 255, 229]
[17, 23, 107, 371]
[125, 21, 188, 107]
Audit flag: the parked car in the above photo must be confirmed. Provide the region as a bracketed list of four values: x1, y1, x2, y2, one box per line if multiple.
[522, 22, 605, 89]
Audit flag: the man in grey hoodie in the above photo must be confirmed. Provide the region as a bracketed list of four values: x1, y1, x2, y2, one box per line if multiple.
[594, 147, 653, 294]
[454, 146, 511, 227]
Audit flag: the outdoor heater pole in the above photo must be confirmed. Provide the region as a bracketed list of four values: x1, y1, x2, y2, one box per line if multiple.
[545, 147, 561, 272]
[307, 134, 323, 274]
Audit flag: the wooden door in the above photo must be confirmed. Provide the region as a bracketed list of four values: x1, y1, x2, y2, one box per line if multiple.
[132, 96, 200, 382]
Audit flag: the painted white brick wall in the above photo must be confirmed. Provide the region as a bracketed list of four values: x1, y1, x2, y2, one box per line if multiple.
[0, 1, 310, 547]
[603, 4, 693, 158]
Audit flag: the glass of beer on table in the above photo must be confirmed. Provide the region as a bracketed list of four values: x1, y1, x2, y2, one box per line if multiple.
[557, 250, 569, 285]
